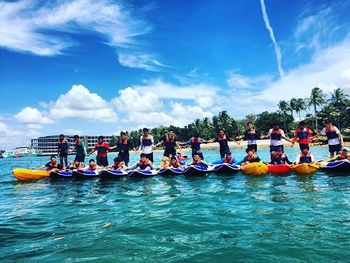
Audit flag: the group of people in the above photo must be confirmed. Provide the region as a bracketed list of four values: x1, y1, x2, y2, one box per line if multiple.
[41, 119, 349, 172]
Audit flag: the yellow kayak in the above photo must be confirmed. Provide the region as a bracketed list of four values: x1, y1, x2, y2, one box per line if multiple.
[13, 168, 50, 181]
[292, 163, 319, 175]
[241, 162, 268, 176]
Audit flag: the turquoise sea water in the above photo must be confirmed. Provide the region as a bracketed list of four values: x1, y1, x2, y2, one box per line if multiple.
[0, 146, 349, 263]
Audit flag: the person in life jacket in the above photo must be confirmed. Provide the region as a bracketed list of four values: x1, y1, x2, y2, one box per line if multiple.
[267, 122, 293, 161]
[328, 147, 350, 161]
[270, 149, 293, 165]
[109, 156, 124, 170]
[316, 120, 344, 158]
[67, 161, 83, 170]
[39, 155, 63, 171]
[88, 136, 117, 167]
[190, 154, 208, 168]
[84, 159, 100, 171]
[57, 134, 69, 168]
[117, 131, 133, 167]
[73, 135, 86, 164]
[209, 129, 239, 158]
[243, 122, 260, 152]
[138, 128, 155, 162]
[238, 148, 261, 165]
[295, 146, 315, 164]
[212, 152, 236, 164]
[179, 131, 210, 160]
[170, 156, 183, 169]
[154, 129, 182, 157]
[129, 153, 155, 171]
[293, 121, 313, 150]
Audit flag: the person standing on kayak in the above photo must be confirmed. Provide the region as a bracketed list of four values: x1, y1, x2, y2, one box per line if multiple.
[292, 121, 313, 150]
[179, 131, 210, 160]
[153, 129, 181, 157]
[209, 129, 237, 158]
[73, 135, 86, 164]
[316, 120, 344, 158]
[57, 134, 69, 168]
[243, 122, 260, 152]
[116, 131, 133, 167]
[138, 128, 155, 162]
[266, 122, 293, 161]
[87, 136, 116, 167]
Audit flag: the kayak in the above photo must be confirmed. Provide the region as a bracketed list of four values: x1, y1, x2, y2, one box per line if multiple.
[212, 163, 240, 174]
[99, 169, 128, 178]
[268, 164, 292, 175]
[320, 159, 350, 173]
[183, 165, 212, 176]
[128, 169, 158, 177]
[158, 167, 184, 175]
[241, 162, 268, 176]
[13, 168, 50, 181]
[72, 170, 100, 179]
[50, 170, 73, 179]
[293, 163, 319, 175]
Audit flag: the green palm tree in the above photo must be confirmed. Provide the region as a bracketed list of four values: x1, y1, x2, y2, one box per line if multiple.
[294, 98, 307, 120]
[277, 100, 291, 116]
[289, 98, 297, 119]
[308, 87, 325, 131]
[329, 88, 349, 108]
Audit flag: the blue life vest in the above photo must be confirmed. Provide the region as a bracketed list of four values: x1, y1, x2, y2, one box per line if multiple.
[190, 137, 201, 153]
[270, 129, 282, 140]
[138, 160, 150, 170]
[299, 153, 312, 163]
[297, 129, 309, 139]
[164, 136, 176, 149]
[273, 155, 287, 164]
[246, 129, 257, 141]
[142, 136, 152, 146]
[326, 128, 338, 140]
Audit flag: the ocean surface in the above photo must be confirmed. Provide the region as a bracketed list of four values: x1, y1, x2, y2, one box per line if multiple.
[0, 146, 349, 263]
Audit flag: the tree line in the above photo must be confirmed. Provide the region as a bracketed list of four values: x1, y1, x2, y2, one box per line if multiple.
[109, 87, 350, 148]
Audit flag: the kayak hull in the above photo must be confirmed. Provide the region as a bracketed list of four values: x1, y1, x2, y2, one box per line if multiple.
[320, 160, 350, 173]
[268, 164, 292, 175]
[50, 171, 73, 179]
[183, 165, 211, 176]
[242, 162, 268, 176]
[158, 167, 184, 175]
[128, 169, 158, 177]
[212, 163, 240, 174]
[99, 170, 127, 178]
[72, 170, 100, 179]
[13, 168, 50, 181]
[293, 163, 319, 175]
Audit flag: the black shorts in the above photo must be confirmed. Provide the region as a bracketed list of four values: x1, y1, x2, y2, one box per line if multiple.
[59, 154, 68, 158]
[74, 154, 85, 163]
[220, 147, 231, 158]
[270, 145, 284, 153]
[96, 156, 108, 167]
[247, 144, 258, 152]
[164, 148, 176, 157]
[118, 153, 130, 165]
[141, 153, 153, 163]
[299, 143, 309, 151]
[329, 144, 342, 154]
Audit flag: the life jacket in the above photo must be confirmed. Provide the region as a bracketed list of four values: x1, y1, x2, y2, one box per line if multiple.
[246, 154, 260, 163]
[112, 161, 124, 170]
[191, 158, 202, 165]
[75, 140, 85, 155]
[272, 154, 288, 164]
[164, 136, 176, 149]
[297, 128, 310, 139]
[270, 129, 282, 141]
[217, 135, 229, 150]
[58, 139, 69, 153]
[325, 127, 338, 140]
[190, 137, 201, 151]
[170, 160, 180, 168]
[299, 152, 312, 164]
[118, 139, 129, 153]
[47, 161, 59, 170]
[142, 135, 153, 147]
[246, 129, 257, 141]
[95, 142, 109, 157]
[223, 156, 234, 164]
[337, 153, 350, 160]
[138, 159, 150, 170]
[87, 163, 97, 171]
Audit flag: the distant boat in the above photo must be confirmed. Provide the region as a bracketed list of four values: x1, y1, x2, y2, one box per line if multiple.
[5, 147, 40, 158]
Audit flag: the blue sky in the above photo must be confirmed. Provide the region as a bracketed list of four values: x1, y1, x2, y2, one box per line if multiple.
[1, 0, 350, 149]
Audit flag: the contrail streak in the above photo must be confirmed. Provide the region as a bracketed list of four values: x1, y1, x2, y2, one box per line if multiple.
[260, 0, 284, 78]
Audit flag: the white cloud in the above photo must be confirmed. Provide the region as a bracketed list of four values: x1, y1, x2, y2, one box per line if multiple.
[49, 84, 117, 122]
[15, 106, 53, 125]
[0, 0, 164, 70]
[227, 72, 272, 90]
[170, 102, 213, 126]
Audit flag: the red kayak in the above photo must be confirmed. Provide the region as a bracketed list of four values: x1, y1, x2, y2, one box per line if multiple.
[268, 164, 292, 175]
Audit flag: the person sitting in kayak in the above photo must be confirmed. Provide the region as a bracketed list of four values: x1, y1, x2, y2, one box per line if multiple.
[292, 121, 313, 150]
[170, 156, 183, 169]
[84, 159, 100, 171]
[87, 136, 117, 167]
[39, 155, 63, 171]
[239, 148, 261, 165]
[328, 147, 350, 161]
[294, 146, 315, 164]
[266, 122, 293, 161]
[67, 161, 84, 170]
[129, 153, 155, 171]
[316, 120, 344, 158]
[190, 154, 209, 168]
[270, 149, 293, 165]
[109, 157, 124, 170]
[179, 132, 210, 160]
[209, 129, 238, 158]
[154, 129, 182, 157]
[212, 152, 236, 164]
